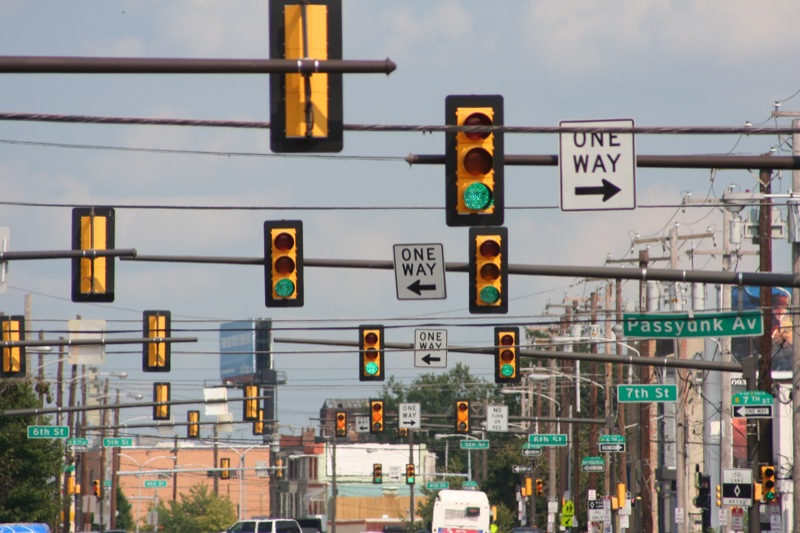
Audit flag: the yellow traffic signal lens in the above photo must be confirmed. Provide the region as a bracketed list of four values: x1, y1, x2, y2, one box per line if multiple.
[371, 400, 384, 432]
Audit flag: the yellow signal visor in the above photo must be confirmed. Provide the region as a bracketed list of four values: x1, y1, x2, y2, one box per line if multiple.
[79, 215, 108, 295]
[147, 314, 167, 368]
[1, 318, 22, 374]
[284, 4, 329, 138]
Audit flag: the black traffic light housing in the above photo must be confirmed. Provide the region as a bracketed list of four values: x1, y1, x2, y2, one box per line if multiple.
[187, 410, 200, 439]
[92, 479, 101, 497]
[71, 206, 115, 302]
[142, 310, 171, 372]
[264, 220, 304, 307]
[359, 325, 385, 381]
[469, 226, 508, 314]
[535, 478, 543, 497]
[220, 457, 231, 480]
[405, 463, 415, 485]
[445, 94, 504, 227]
[335, 411, 347, 437]
[1, 315, 25, 378]
[761, 465, 777, 502]
[269, 0, 343, 153]
[494, 326, 520, 383]
[153, 382, 170, 421]
[244, 385, 260, 421]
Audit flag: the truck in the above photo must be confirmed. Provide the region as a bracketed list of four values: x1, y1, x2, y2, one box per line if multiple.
[431, 490, 491, 533]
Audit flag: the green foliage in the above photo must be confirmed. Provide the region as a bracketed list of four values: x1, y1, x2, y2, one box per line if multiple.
[115, 486, 135, 531]
[0, 379, 63, 526]
[151, 483, 236, 533]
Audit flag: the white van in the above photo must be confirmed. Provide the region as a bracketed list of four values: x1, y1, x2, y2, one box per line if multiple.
[431, 490, 491, 533]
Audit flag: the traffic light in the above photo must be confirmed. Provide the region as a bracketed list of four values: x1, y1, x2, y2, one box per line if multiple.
[66, 476, 77, 495]
[269, 0, 343, 153]
[445, 94, 504, 227]
[71, 206, 115, 302]
[335, 411, 347, 437]
[220, 457, 231, 480]
[275, 458, 284, 479]
[398, 427, 408, 438]
[761, 465, 777, 502]
[694, 474, 710, 509]
[0, 315, 25, 378]
[494, 326, 520, 383]
[244, 385, 260, 421]
[369, 399, 385, 433]
[617, 483, 627, 506]
[253, 408, 265, 436]
[469, 227, 508, 314]
[373, 463, 383, 484]
[187, 410, 200, 439]
[536, 478, 544, 497]
[153, 382, 170, 421]
[405, 463, 415, 485]
[716, 484, 721, 507]
[265, 220, 304, 307]
[92, 479, 101, 497]
[455, 400, 470, 434]
[358, 325, 384, 381]
[142, 310, 171, 372]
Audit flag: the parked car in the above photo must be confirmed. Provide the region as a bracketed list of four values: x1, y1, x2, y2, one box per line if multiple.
[226, 519, 303, 533]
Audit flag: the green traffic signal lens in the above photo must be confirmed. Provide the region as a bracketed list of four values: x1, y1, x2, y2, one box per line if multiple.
[500, 363, 514, 377]
[765, 491, 776, 501]
[480, 286, 500, 304]
[274, 278, 295, 297]
[463, 182, 492, 210]
[365, 361, 379, 375]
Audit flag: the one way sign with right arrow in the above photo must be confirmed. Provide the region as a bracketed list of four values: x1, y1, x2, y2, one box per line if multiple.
[559, 119, 636, 212]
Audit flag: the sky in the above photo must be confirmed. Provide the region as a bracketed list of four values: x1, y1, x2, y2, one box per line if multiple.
[1, 1, 799, 440]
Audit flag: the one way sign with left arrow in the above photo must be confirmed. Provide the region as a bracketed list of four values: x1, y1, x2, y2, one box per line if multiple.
[394, 243, 446, 300]
[414, 329, 447, 368]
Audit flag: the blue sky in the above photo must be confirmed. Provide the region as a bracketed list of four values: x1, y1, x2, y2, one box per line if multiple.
[1, 1, 799, 437]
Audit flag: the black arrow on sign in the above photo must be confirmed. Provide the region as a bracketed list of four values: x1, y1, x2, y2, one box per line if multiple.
[421, 353, 441, 365]
[575, 179, 621, 201]
[408, 279, 437, 295]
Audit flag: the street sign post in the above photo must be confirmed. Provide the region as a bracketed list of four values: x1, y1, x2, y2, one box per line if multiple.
[581, 456, 605, 473]
[144, 480, 168, 489]
[103, 437, 134, 447]
[398, 402, 421, 429]
[617, 384, 678, 403]
[460, 440, 490, 450]
[522, 443, 543, 457]
[393, 244, 446, 300]
[512, 465, 533, 474]
[528, 434, 568, 446]
[28, 425, 69, 439]
[559, 119, 636, 212]
[622, 310, 763, 338]
[732, 391, 773, 418]
[598, 434, 626, 453]
[414, 328, 447, 368]
[426, 481, 449, 490]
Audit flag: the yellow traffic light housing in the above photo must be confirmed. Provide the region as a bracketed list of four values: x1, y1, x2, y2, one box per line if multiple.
[445, 95, 504, 227]
[369, 399, 385, 433]
[71, 206, 115, 302]
[269, 0, 343, 153]
[153, 382, 170, 421]
[405, 463, 415, 485]
[536, 478, 544, 497]
[143, 310, 171, 372]
[359, 325, 384, 381]
[253, 408, 265, 436]
[469, 227, 508, 314]
[187, 410, 200, 439]
[335, 411, 347, 437]
[494, 327, 520, 383]
[716, 484, 721, 507]
[275, 458, 284, 479]
[373, 463, 383, 484]
[398, 427, 408, 438]
[220, 457, 231, 480]
[265, 220, 303, 307]
[1, 315, 25, 378]
[455, 400, 470, 434]
[761, 465, 777, 502]
[92, 479, 101, 497]
[244, 385, 260, 421]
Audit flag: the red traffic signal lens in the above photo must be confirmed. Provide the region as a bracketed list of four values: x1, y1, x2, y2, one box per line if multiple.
[274, 232, 295, 251]
[479, 239, 501, 258]
[364, 331, 379, 345]
[463, 148, 493, 176]
[463, 112, 492, 141]
[500, 333, 515, 346]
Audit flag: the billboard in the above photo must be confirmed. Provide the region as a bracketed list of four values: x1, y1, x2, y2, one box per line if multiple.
[219, 320, 271, 383]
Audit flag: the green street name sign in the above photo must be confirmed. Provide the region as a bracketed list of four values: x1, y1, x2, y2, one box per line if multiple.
[732, 391, 773, 406]
[581, 456, 605, 472]
[103, 437, 134, 447]
[623, 310, 763, 338]
[68, 438, 89, 446]
[28, 425, 69, 439]
[528, 434, 568, 446]
[617, 384, 678, 403]
[426, 481, 449, 490]
[460, 439, 490, 450]
[598, 434, 625, 444]
[144, 480, 167, 489]
[463, 480, 479, 489]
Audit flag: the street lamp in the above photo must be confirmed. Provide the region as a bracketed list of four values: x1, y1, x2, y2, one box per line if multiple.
[210, 440, 272, 519]
[434, 433, 480, 481]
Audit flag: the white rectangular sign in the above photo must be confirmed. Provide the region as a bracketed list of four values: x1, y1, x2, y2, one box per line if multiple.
[393, 244, 446, 300]
[486, 404, 508, 432]
[398, 402, 421, 429]
[414, 329, 447, 368]
[559, 119, 636, 211]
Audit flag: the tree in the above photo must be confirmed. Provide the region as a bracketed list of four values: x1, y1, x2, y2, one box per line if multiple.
[114, 486, 135, 531]
[0, 379, 63, 526]
[152, 483, 236, 533]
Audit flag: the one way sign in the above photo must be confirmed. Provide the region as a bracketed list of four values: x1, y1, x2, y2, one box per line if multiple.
[394, 244, 446, 300]
[415, 329, 447, 368]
